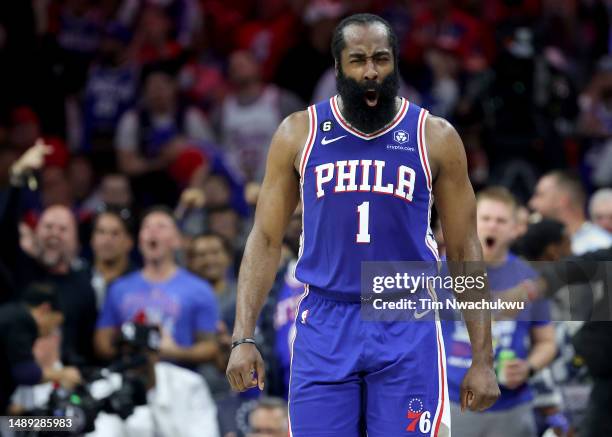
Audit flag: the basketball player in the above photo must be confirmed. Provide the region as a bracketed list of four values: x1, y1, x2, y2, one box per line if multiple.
[227, 14, 500, 436]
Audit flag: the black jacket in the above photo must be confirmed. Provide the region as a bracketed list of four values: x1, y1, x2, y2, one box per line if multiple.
[0, 186, 97, 365]
[0, 303, 38, 413]
[538, 247, 612, 378]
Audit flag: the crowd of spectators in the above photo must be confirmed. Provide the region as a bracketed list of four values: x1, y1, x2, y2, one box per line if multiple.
[0, 0, 611, 436]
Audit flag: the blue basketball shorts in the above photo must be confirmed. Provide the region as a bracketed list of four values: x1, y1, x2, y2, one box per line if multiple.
[288, 287, 451, 436]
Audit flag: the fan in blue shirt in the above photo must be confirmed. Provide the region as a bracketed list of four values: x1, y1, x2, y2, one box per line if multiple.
[95, 207, 219, 369]
[443, 188, 556, 437]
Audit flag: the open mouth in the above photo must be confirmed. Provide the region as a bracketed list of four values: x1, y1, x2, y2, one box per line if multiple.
[364, 89, 379, 107]
[45, 237, 60, 247]
[484, 237, 496, 248]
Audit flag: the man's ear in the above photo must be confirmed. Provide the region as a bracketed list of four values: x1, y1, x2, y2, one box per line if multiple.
[334, 60, 339, 77]
[558, 193, 571, 209]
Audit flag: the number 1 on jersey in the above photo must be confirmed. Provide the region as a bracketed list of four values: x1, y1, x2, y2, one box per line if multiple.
[356, 201, 370, 243]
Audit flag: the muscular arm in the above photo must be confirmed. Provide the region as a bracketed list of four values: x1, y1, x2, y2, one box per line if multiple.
[226, 111, 307, 392]
[527, 324, 557, 371]
[503, 324, 556, 390]
[96, 328, 219, 364]
[427, 115, 499, 410]
[428, 115, 493, 365]
[496, 247, 612, 305]
[537, 248, 611, 297]
[160, 332, 219, 364]
[94, 327, 118, 361]
[231, 112, 306, 342]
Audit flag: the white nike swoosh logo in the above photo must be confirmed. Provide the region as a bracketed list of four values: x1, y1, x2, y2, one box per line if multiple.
[321, 135, 346, 145]
[414, 308, 432, 319]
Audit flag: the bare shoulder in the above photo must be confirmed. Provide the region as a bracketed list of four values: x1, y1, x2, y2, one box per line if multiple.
[268, 109, 310, 171]
[424, 115, 461, 146]
[423, 114, 467, 181]
[276, 109, 309, 139]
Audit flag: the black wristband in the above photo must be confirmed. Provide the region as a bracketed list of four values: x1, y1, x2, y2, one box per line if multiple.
[232, 337, 257, 350]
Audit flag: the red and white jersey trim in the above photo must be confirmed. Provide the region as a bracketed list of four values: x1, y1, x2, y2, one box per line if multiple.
[416, 108, 440, 261]
[431, 319, 450, 436]
[287, 284, 310, 437]
[297, 105, 317, 262]
[299, 105, 318, 179]
[417, 108, 433, 191]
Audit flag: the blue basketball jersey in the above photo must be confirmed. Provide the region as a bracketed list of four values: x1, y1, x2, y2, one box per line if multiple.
[295, 96, 439, 296]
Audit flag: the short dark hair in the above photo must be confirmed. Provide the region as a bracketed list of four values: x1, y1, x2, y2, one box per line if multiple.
[548, 170, 586, 208]
[331, 13, 398, 65]
[93, 207, 134, 238]
[191, 232, 233, 256]
[207, 205, 241, 220]
[513, 219, 566, 260]
[22, 282, 61, 311]
[251, 396, 288, 415]
[140, 205, 178, 227]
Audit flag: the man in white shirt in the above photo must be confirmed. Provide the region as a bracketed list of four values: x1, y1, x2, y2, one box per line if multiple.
[529, 170, 611, 255]
[588, 188, 612, 234]
[214, 51, 303, 183]
[88, 322, 220, 437]
[88, 361, 220, 437]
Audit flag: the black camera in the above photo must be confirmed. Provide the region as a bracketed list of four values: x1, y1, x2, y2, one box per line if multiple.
[25, 322, 161, 436]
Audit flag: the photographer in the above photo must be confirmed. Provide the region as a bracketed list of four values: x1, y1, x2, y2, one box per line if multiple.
[0, 282, 82, 415]
[87, 321, 220, 437]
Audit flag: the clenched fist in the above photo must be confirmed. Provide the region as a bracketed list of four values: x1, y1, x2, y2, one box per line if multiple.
[460, 363, 500, 411]
[226, 343, 265, 392]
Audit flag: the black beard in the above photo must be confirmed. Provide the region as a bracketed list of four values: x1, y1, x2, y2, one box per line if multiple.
[336, 68, 400, 134]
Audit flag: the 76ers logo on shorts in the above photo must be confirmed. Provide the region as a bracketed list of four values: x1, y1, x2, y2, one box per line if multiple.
[406, 398, 432, 433]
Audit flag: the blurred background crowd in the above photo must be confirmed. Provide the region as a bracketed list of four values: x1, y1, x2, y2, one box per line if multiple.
[0, 0, 611, 436]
